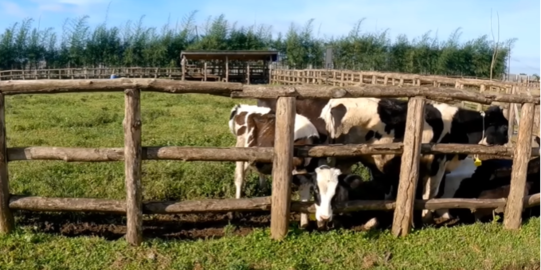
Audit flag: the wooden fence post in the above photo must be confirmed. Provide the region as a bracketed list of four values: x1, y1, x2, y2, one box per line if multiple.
[123, 88, 143, 245]
[270, 96, 296, 240]
[0, 93, 14, 234]
[507, 87, 517, 144]
[181, 56, 186, 81]
[392, 96, 426, 237]
[503, 102, 534, 230]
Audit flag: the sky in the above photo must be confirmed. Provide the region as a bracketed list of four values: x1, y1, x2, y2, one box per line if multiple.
[0, 0, 539, 75]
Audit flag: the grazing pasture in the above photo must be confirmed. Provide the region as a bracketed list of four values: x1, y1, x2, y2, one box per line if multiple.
[0, 92, 539, 269]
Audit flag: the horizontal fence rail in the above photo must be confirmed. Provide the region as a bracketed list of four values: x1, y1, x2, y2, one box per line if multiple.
[8, 194, 540, 214]
[0, 79, 538, 104]
[0, 78, 539, 246]
[5, 144, 540, 162]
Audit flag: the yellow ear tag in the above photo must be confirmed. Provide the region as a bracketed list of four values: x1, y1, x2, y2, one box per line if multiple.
[309, 213, 317, 221]
[474, 158, 482, 167]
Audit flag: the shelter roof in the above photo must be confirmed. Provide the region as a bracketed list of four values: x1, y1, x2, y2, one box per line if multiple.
[180, 50, 278, 61]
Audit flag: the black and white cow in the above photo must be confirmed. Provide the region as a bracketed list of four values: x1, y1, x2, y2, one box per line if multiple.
[292, 165, 394, 229]
[435, 155, 540, 223]
[319, 97, 509, 223]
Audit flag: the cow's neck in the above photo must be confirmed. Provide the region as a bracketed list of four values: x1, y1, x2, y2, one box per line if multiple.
[464, 111, 486, 144]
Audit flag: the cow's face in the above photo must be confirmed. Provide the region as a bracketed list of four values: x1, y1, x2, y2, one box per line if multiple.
[482, 106, 509, 145]
[292, 166, 362, 229]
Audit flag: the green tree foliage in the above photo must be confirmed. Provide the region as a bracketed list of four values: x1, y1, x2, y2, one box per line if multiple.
[0, 12, 516, 78]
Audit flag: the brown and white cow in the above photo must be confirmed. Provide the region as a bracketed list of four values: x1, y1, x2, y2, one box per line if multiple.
[228, 104, 325, 199]
[256, 98, 331, 143]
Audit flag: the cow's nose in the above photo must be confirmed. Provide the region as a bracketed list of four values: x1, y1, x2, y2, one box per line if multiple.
[320, 215, 330, 221]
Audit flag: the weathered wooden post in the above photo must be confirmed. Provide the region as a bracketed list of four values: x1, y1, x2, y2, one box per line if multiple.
[123, 88, 143, 245]
[246, 64, 250, 85]
[203, 62, 207, 82]
[181, 56, 186, 81]
[0, 93, 14, 234]
[225, 56, 229, 83]
[392, 96, 426, 237]
[506, 87, 517, 145]
[503, 102, 535, 230]
[270, 96, 296, 240]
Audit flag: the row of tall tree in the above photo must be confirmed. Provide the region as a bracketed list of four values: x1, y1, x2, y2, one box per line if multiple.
[0, 12, 517, 78]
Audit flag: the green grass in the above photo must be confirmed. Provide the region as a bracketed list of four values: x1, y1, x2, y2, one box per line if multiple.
[1, 219, 539, 270]
[1, 92, 540, 270]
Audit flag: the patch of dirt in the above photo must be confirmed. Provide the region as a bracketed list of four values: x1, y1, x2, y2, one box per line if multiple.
[15, 211, 274, 241]
[12, 209, 539, 241]
[13, 210, 402, 241]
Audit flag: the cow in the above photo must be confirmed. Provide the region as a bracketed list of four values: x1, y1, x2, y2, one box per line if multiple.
[256, 98, 331, 143]
[228, 104, 325, 199]
[435, 155, 540, 223]
[318, 97, 509, 223]
[292, 165, 395, 230]
[472, 182, 532, 222]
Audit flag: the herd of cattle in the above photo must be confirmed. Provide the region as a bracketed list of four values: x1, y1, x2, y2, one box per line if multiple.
[228, 97, 540, 230]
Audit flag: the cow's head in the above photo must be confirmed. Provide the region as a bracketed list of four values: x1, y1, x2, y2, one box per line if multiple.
[292, 165, 363, 229]
[481, 105, 509, 146]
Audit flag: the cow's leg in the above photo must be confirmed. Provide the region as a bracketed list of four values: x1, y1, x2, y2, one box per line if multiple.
[234, 161, 248, 199]
[234, 136, 247, 199]
[299, 182, 312, 229]
[422, 161, 447, 224]
[361, 217, 379, 231]
[258, 172, 269, 195]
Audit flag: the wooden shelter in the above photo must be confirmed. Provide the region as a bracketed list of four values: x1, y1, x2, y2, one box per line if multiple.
[180, 50, 278, 84]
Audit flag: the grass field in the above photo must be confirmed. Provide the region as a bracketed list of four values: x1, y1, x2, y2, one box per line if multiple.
[0, 92, 539, 270]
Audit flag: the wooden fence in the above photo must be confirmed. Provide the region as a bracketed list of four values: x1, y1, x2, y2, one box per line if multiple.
[270, 68, 540, 108]
[0, 67, 183, 80]
[0, 79, 539, 246]
[2, 67, 540, 88]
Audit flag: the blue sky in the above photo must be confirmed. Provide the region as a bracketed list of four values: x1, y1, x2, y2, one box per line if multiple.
[1, 0, 539, 74]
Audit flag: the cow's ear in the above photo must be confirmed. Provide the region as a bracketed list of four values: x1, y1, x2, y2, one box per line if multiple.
[292, 173, 315, 187]
[342, 174, 363, 190]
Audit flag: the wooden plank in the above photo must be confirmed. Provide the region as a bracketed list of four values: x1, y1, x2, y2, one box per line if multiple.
[1, 79, 539, 104]
[0, 93, 14, 234]
[270, 96, 296, 240]
[123, 88, 143, 246]
[503, 102, 535, 230]
[392, 97, 426, 237]
[6, 143, 539, 162]
[234, 85, 540, 105]
[8, 193, 540, 214]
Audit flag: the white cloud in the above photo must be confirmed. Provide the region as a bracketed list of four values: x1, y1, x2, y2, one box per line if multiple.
[27, 0, 111, 16]
[0, 1, 26, 18]
[37, 3, 67, 12]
